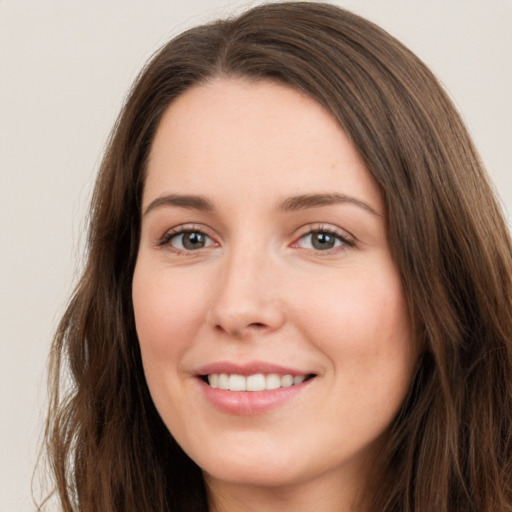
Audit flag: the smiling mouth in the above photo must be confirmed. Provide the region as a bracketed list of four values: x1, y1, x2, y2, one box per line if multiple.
[201, 373, 316, 391]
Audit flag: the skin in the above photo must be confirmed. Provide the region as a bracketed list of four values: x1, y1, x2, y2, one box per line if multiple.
[132, 78, 418, 512]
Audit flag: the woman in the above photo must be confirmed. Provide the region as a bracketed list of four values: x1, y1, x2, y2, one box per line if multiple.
[43, 2, 512, 511]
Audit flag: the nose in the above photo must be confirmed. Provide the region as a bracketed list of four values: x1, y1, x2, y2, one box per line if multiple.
[206, 246, 286, 339]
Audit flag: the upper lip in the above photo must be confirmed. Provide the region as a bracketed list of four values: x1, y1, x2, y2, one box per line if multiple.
[195, 361, 312, 377]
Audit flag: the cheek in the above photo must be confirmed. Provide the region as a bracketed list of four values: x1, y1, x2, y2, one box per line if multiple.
[303, 268, 415, 443]
[132, 264, 211, 430]
[300, 266, 408, 334]
[293, 262, 414, 386]
[132, 265, 206, 368]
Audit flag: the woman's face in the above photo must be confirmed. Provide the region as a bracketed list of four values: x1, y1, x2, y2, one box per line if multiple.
[133, 78, 417, 499]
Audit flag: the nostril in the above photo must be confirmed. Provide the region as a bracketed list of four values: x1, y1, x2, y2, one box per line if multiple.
[214, 322, 267, 338]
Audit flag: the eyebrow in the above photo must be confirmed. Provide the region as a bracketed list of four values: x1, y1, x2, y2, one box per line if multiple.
[143, 194, 214, 216]
[278, 193, 381, 217]
[143, 192, 381, 217]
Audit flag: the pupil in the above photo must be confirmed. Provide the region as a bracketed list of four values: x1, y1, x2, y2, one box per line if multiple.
[183, 232, 205, 250]
[312, 232, 335, 250]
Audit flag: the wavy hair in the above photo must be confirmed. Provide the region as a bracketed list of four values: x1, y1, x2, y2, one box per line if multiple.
[42, 2, 512, 511]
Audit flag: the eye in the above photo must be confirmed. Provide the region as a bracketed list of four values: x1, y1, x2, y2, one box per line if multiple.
[295, 228, 353, 252]
[159, 228, 216, 252]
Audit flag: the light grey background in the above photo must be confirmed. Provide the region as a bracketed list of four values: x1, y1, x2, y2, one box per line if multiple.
[1, 1, 511, 510]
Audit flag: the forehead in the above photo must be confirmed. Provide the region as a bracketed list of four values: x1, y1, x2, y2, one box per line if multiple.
[145, 78, 383, 213]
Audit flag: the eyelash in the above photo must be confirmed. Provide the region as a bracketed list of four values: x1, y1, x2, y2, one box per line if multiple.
[156, 225, 217, 254]
[156, 224, 355, 255]
[292, 225, 355, 254]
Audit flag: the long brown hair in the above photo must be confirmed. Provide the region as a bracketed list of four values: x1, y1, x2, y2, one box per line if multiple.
[42, 2, 512, 511]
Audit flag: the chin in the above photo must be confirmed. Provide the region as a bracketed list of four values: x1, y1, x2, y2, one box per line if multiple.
[193, 438, 308, 488]
[202, 459, 303, 489]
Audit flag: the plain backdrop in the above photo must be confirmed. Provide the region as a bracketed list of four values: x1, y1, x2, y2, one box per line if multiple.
[1, 1, 511, 510]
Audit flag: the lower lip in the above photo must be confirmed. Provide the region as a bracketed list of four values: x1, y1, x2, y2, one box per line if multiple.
[197, 377, 313, 415]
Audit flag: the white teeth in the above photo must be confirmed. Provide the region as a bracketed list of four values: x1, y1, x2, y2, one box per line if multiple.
[281, 374, 294, 387]
[266, 373, 281, 390]
[247, 373, 266, 391]
[228, 374, 246, 391]
[209, 374, 219, 388]
[207, 373, 307, 391]
[218, 373, 229, 389]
